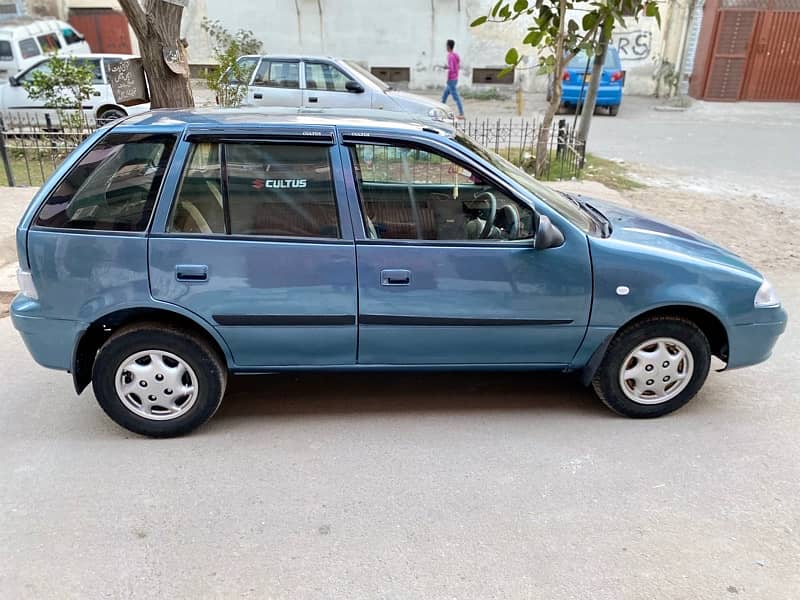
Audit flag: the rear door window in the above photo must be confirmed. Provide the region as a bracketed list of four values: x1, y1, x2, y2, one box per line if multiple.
[35, 133, 176, 231]
[169, 142, 339, 239]
[62, 27, 83, 45]
[19, 38, 40, 59]
[253, 60, 300, 88]
[0, 40, 12, 61]
[37, 33, 61, 53]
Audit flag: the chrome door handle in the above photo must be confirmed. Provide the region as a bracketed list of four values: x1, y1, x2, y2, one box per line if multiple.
[253, 93, 263, 99]
[308, 96, 318, 103]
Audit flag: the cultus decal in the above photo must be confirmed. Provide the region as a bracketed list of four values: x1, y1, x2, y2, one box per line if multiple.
[251, 179, 308, 190]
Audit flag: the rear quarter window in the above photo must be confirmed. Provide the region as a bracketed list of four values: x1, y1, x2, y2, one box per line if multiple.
[37, 33, 61, 53]
[35, 133, 176, 231]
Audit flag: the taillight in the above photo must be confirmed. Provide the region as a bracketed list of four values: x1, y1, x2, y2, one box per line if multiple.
[611, 71, 623, 82]
[561, 72, 570, 81]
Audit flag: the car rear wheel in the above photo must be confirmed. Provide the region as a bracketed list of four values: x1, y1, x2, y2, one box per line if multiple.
[609, 104, 620, 116]
[92, 324, 227, 437]
[592, 316, 711, 418]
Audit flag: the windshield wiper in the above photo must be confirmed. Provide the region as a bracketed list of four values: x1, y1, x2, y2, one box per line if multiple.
[560, 192, 611, 237]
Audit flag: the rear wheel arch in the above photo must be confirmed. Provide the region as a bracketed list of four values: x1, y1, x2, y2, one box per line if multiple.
[73, 307, 231, 394]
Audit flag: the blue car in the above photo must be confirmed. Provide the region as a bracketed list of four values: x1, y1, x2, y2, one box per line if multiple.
[11, 110, 786, 437]
[559, 47, 624, 115]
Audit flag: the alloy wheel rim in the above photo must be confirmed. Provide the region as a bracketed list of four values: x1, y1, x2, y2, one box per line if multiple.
[618, 337, 694, 405]
[114, 350, 198, 420]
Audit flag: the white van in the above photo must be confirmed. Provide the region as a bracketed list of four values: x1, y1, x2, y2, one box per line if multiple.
[0, 17, 91, 81]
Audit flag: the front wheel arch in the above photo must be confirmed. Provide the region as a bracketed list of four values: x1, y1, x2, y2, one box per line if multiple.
[73, 307, 230, 395]
[580, 304, 729, 386]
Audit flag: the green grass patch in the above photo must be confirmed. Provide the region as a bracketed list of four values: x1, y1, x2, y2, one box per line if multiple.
[581, 154, 645, 192]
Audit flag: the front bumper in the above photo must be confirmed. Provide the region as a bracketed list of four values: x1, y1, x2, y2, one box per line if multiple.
[10, 294, 81, 371]
[726, 309, 788, 369]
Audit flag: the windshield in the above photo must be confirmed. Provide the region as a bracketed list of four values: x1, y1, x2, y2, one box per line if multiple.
[454, 133, 593, 232]
[343, 59, 390, 91]
[568, 48, 621, 71]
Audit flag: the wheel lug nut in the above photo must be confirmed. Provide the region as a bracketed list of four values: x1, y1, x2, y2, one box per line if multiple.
[645, 365, 654, 372]
[662, 361, 669, 368]
[148, 395, 156, 401]
[646, 379, 654, 386]
[155, 374, 164, 382]
[139, 380, 148, 387]
[663, 376, 670, 382]
[164, 388, 173, 395]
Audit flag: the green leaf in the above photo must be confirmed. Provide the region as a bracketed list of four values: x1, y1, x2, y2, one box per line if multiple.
[470, 15, 488, 27]
[491, 0, 504, 17]
[523, 29, 544, 46]
[582, 12, 598, 31]
[505, 47, 520, 65]
[513, 0, 529, 11]
[499, 4, 511, 18]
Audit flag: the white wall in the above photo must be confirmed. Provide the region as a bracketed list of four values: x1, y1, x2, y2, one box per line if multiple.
[183, 0, 680, 96]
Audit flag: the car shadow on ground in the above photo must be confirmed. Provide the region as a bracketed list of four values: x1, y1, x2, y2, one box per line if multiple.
[213, 371, 612, 421]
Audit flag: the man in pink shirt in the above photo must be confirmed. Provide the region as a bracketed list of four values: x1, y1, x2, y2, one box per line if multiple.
[441, 39, 464, 118]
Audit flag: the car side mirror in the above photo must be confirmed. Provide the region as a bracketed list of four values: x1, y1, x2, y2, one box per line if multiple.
[8, 75, 19, 87]
[534, 214, 564, 250]
[345, 80, 364, 93]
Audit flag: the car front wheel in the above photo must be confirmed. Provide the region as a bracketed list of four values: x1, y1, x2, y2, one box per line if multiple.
[592, 316, 711, 418]
[92, 324, 227, 437]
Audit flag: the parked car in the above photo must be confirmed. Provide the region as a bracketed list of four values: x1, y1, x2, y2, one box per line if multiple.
[0, 53, 150, 124]
[0, 17, 90, 82]
[556, 46, 624, 115]
[11, 109, 786, 437]
[225, 55, 452, 120]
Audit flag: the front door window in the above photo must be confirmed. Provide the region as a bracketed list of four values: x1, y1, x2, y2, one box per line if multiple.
[349, 143, 535, 242]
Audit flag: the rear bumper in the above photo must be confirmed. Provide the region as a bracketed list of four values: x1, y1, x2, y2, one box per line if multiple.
[10, 295, 80, 371]
[562, 85, 622, 106]
[726, 311, 788, 369]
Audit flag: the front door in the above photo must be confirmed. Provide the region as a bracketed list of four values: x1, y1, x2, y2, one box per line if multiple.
[343, 137, 593, 366]
[302, 61, 373, 109]
[149, 130, 358, 368]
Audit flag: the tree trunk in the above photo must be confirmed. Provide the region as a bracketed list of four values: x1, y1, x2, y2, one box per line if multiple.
[577, 29, 609, 143]
[118, 0, 194, 109]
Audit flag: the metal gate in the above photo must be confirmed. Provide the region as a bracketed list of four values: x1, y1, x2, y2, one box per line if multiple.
[703, 0, 800, 100]
[68, 10, 132, 55]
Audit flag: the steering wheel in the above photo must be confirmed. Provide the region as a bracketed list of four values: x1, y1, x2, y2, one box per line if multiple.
[473, 191, 497, 239]
[499, 204, 520, 239]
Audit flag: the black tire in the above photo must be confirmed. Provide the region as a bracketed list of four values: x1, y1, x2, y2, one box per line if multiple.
[97, 107, 127, 125]
[609, 104, 620, 116]
[92, 323, 227, 437]
[592, 316, 711, 418]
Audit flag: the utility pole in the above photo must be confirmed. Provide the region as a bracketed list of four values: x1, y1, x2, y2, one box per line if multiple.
[577, 29, 610, 143]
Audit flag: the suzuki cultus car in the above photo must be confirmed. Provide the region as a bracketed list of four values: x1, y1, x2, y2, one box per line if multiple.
[11, 109, 786, 436]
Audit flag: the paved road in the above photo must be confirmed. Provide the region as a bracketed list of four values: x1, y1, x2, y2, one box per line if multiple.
[1, 271, 798, 599]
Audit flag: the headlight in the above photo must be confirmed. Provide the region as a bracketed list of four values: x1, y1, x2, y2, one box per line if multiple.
[16, 268, 38, 300]
[754, 279, 780, 308]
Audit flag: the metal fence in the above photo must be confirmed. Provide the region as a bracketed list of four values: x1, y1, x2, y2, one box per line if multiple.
[456, 117, 586, 181]
[0, 112, 98, 187]
[0, 111, 586, 187]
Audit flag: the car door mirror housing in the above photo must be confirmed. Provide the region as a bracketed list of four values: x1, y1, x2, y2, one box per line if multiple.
[345, 80, 364, 93]
[534, 215, 565, 249]
[8, 75, 19, 87]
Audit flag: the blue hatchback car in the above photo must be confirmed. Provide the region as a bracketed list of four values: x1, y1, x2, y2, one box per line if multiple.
[560, 47, 624, 115]
[11, 110, 786, 437]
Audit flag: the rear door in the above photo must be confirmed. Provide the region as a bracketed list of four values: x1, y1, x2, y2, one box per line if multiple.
[149, 127, 358, 368]
[302, 61, 372, 109]
[247, 59, 302, 107]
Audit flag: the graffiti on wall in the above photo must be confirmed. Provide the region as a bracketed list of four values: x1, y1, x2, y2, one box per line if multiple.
[612, 31, 653, 61]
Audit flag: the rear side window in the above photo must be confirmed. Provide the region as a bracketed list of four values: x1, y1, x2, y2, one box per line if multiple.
[35, 133, 176, 231]
[37, 33, 61, 53]
[62, 27, 83, 45]
[19, 38, 40, 59]
[169, 142, 339, 238]
[0, 40, 12, 61]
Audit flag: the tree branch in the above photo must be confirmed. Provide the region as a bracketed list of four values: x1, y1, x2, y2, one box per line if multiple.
[564, 22, 602, 64]
[117, 0, 147, 39]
